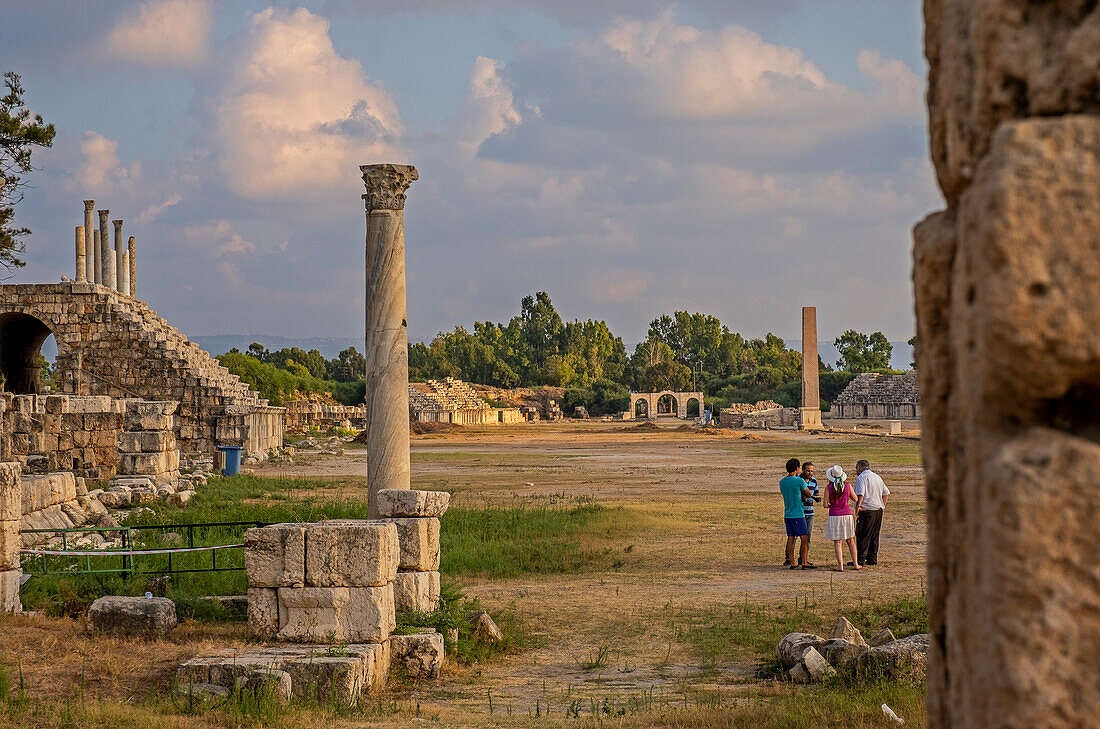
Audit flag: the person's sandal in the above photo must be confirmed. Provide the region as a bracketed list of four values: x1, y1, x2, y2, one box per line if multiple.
[833, 567, 844, 572]
[789, 565, 799, 570]
[801, 564, 817, 569]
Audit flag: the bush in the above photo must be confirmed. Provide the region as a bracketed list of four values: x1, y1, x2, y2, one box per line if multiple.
[217, 352, 364, 406]
[563, 379, 629, 417]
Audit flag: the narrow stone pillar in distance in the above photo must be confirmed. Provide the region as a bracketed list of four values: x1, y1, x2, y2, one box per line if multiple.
[82, 201, 95, 283]
[92, 230, 101, 284]
[75, 226, 86, 283]
[128, 236, 136, 297]
[113, 220, 126, 294]
[361, 163, 418, 518]
[800, 306, 822, 430]
[97, 209, 110, 285]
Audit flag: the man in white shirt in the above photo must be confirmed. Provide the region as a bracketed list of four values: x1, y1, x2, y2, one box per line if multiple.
[853, 459, 890, 566]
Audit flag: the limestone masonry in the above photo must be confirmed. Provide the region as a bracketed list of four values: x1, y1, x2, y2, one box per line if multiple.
[0, 282, 283, 455]
[831, 372, 919, 420]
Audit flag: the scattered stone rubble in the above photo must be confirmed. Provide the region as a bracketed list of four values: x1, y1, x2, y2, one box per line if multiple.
[777, 617, 929, 684]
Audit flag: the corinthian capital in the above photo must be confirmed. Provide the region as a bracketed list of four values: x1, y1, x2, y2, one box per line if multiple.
[113, 219, 123, 232]
[98, 209, 110, 221]
[361, 163, 418, 211]
[83, 200, 95, 211]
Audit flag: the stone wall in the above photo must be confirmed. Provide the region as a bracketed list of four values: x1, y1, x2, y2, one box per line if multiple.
[0, 462, 22, 614]
[1, 394, 123, 481]
[285, 400, 366, 432]
[0, 282, 284, 455]
[831, 372, 920, 420]
[409, 378, 521, 425]
[918, 3, 1100, 726]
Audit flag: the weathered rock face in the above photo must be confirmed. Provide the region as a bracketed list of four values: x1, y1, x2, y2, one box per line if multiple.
[277, 586, 395, 644]
[926, 0, 1100, 204]
[390, 631, 445, 679]
[848, 633, 930, 684]
[305, 522, 399, 588]
[918, 5, 1100, 726]
[376, 489, 450, 518]
[776, 632, 826, 669]
[870, 628, 897, 648]
[86, 595, 177, 638]
[827, 617, 867, 647]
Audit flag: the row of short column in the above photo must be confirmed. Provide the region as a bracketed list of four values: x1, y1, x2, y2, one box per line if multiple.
[75, 200, 136, 296]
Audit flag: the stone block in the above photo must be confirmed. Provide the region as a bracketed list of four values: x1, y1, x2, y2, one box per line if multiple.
[248, 587, 279, 641]
[376, 489, 450, 518]
[98, 490, 130, 508]
[244, 523, 306, 588]
[801, 646, 836, 682]
[0, 569, 20, 614]
[0, 521, 20, 572]
[119, 430, 173, 453]
[44, 395, 69, 414]
[120, 452, 169, 475]
[828, 616, 867, 647]
[0, 463, 21, 522]
[776, 632, 826, 669]
[388, 517, 440, 571]
[390, 632, 444, 679]
[86, 595, 177, 638]
[124, 408, 175, 432]
[241, 669, 292, 703]
[304, 521, 398, 587]
[282, 655, 369, 705]
[392, 570, 440, 613]
[276, 586, 395, 643]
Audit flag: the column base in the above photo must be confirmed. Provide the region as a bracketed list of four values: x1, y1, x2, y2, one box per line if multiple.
[799, 407, 822, 430]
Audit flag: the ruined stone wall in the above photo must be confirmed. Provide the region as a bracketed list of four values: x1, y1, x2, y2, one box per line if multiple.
[284, 400, 366, 432]
[918, 3, 1100, 726]
[0, 394, 123, 481]
[0, 282, 284, 455]
[831, 372, 920, 420]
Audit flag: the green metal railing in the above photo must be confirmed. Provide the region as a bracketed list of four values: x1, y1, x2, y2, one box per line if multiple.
[21, 520, 265, 578]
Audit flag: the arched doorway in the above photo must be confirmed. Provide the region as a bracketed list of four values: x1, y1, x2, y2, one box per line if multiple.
[686, 397, 700, 417]
[634, 398, 649, 418]
[0, 312, 55, 394]
[657, 393, 678, 416]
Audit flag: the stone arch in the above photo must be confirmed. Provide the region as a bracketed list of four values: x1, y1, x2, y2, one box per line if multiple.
[633, 397, 649, 418]
[656, 392, 678, 416]
[0, 310, 57, 394]
[685, 396, 701, 417]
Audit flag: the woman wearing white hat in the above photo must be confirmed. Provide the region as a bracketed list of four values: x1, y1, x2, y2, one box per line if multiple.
[824, 465, 861, 572]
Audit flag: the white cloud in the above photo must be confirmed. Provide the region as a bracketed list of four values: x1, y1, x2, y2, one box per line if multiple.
[77, 131, 143, 192]
[210, 7, 404, 199]
[106, 0, 213, 68]
[456, 56, 528, 154]
[136, 193, 182, 224]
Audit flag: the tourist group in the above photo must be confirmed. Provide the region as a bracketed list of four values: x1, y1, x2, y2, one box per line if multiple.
[780, 458, 890, 572]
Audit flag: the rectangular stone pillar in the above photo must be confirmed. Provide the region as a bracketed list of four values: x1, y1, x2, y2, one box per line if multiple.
[919, 4, 1100, 727]
[800, 306, 822, 430]
[75, 226, 86, 283]
[361, 164, 417, 518]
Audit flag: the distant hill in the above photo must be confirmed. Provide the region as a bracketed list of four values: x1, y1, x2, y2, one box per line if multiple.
[192, 335, 361, 360]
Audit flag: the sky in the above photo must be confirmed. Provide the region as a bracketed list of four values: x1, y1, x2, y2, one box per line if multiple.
[0, 0, 940, 349]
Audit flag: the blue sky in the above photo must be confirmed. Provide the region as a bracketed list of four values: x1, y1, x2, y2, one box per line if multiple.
[1, 0, 939, 348]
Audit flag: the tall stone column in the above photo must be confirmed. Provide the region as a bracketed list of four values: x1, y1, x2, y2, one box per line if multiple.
[361, 163, 418, 517]
[799, 306, 821, 429]
[918, 4, 1100, 727]
[74, 226, 86, 283]
[97, 209, 110, 285]
[82, 201, 95, 283]
[92, 230, 101, 284]
[128, 237, 136, 297]
[113, 220, 126, 294]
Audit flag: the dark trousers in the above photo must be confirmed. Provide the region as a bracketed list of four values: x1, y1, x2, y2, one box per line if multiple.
[783, 515, 813, 564]
[856, 509, 883, 564]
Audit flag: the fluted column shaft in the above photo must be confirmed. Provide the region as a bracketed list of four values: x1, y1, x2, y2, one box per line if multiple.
[75, 226, 86, 282]
[128, 237, 136, 297]
[361, 163, 418, 517]
[97, 209, 110, 285]
[113, 220, 126, 293]
[82, 201, 95, 283]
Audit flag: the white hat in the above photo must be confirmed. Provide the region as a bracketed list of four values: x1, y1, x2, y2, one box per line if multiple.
[826, 465, 847, 483]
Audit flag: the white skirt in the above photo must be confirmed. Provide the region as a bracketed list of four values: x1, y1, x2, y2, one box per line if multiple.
[825, 514, 855, 541]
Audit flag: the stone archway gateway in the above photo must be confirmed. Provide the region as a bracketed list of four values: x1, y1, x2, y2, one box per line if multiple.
[0, 311, 55, 394]
[625, 390, 704, 420]
[0, 282, 282, 454]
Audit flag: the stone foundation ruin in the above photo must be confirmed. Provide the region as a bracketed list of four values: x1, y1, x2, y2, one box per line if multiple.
[831, 372, 920, 420]
[409, 377, 522, 425]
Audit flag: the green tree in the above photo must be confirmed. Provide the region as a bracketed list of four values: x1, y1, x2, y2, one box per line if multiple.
[519, 291, 563, 381]
[329, 346, 366, 382]
[630, 337, 691, 391]
[834, 330, 893, 372]
[0, 72, 56, 269]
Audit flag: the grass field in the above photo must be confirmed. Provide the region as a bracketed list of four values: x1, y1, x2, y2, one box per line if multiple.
[2, 423, 929, 728]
